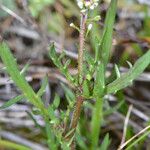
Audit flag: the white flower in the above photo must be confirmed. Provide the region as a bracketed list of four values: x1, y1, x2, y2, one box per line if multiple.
[88, 24, 93, 30]
[76, 0, 99, 10]
[70, 23, 74, 27]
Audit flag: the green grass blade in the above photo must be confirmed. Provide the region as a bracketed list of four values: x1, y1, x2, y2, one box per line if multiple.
[0, 139, 31, 150]
[106, 50, 150, 94]
[99, 134, 111, 150]
[0, 42, 47, 116]
[0, 95, 24, 110]
[125, 129, 150, 150]
[100, 0, 117, 68]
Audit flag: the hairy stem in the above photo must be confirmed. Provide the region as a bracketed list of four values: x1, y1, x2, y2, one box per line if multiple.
[65, 12, 87, 149]
[78, 13, 87, 83]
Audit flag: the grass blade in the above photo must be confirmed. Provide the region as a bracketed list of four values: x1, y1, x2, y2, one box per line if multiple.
[99, 134, 111, 150]
[125, 130, 150, 150]
[106, 50, 150, 94]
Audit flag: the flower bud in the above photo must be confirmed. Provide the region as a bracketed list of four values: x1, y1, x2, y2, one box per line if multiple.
[76, 0, 99, 10]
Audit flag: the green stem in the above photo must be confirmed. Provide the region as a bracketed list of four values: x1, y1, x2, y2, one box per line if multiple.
[91, 97, 103, 149]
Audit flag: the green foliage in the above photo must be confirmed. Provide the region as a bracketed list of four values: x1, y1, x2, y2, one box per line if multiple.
[0, 139, 31, 150]
[99, 0, 117, 68]
[99, 134, 111, 150]
[0, 95, 24, 110]
[91, 97, 103, 149]
[0, 42, 47, 116]
[49, 44, 76, 85]
[106, 50, 150, 94]
[29, 0, 55, 17]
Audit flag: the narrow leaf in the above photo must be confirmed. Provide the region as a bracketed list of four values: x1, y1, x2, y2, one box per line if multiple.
[83, 79, 90, 97]
[20, 62, 30, 76]
[53, 94, 60, 108]
[0, 95, 24, 110]
[99, 134, 111, 150]
[0, 42, 47, 116]
[37, 76, 48, 97]
[93, 63, 105, 97]
[99, 0, 117, 68]
[106, 50, 150, 94]
[114, 64, 121, 78]
[0, 140, 31, 150]
[91, 97, 103, 149]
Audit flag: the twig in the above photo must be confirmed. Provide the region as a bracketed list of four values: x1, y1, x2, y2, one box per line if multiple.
[118, 125, 150, 150]
[0, 4, 26, 25]
[119, 105, 133, 148]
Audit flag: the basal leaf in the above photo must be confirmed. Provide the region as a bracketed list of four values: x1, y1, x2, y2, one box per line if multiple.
[106, 50, 150, 94]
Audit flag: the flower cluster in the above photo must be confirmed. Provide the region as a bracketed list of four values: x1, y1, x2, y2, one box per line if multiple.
[76, 0, 99, 10]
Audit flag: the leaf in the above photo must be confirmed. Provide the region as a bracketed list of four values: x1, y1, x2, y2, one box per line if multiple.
[61, 83, 75, 103]
[0, 42, 47, 116]
[99, 0, 117, 68]
[114, 64, 121, 78]
[82, 79, 90, 97]
[20, 62, 30, 76]
[49, 44, 75, 83]
[106, 50, 150, 94]
[93, 63, 105, 97]
[49, 43, 61, 67]
[125, 129, 150, 150]
[53, 94, 60, 108]
[0, 139, 31, 150]
[99, 134, 111, 150]
[91, 97, 103, 149]
[37, 76, 48, 97]
[0, 95, 24, 110]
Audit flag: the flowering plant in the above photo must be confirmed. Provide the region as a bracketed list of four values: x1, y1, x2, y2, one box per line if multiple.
[77, 0, 99, 10]
[0, 0, 150, 150]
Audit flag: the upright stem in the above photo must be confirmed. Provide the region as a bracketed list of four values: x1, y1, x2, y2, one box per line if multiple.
[78, 13, 87, 83]
[65, 12, 87, 149]
[69, 12, 87, 134]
